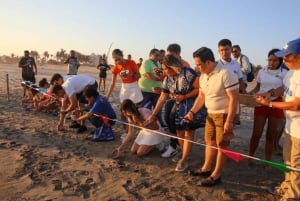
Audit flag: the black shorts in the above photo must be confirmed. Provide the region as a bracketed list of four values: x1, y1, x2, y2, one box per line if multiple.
[99, 72, 107, 78]
[22, 73, 35, 83]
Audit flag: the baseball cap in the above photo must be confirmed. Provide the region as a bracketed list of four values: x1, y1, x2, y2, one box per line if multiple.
[275, 38, 300, 57]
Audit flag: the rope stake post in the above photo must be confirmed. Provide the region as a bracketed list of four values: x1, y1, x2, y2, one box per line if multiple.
[6, 73, 10, 101]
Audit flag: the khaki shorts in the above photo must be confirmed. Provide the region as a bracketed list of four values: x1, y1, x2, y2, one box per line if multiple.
[205, 113, 234, 147]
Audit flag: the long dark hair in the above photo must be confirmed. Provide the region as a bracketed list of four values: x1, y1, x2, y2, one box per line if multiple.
[121, 99, 142, 120]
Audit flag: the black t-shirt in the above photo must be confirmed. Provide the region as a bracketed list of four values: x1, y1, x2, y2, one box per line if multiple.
[19, 56, 36, 76]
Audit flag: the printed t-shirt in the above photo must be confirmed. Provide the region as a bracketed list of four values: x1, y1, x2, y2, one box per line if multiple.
[257, 67, 288, 100]
[111, 60, 139, 83]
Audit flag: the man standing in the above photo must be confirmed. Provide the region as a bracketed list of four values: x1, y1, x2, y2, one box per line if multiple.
[138, 48, 163, 110]
[166, 43, 190, 67]
[218, 39, 246, 93]
[232, 45, 252, 87]
[185, 47, 239, 187]
[19, 50, 37, 83]
[218, 39, 246, 125]
[64, 50, 80, 75]
[256, 38, 300, 200]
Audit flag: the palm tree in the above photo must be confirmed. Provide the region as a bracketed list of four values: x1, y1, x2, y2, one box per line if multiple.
[60, 49, 66, 63]
[43, 51, 49, 62]
[30, 50, 39, 61]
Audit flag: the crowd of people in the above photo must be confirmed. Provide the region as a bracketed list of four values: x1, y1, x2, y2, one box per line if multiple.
[18, 38, 300, 200]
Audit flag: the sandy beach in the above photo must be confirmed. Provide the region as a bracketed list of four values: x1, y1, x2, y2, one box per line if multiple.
[0, 63, 284, 201]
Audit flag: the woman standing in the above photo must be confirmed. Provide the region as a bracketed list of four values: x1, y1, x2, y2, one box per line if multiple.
[248, 49, 288, 162]
[146, 55, 201, 172]
[106, 49, 143, 140]
[106, 49, 143, 104]
[97, 58, 111, 92]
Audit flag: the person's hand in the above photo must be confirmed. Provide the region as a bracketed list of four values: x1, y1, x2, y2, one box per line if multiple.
[256, 91, 271, 100]
[184, 111, 194, 123]
[144, 114, 157, 127]
[175, 94, 185, 103]
[120, 71, 130, 79]
[224, 120, 234, 134]
[111, 147, 121, 159]
[255, 95, 269, 106]
[153, 67, 162, 75]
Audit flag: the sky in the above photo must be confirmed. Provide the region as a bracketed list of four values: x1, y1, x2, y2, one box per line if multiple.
[0, 0, 299, 66]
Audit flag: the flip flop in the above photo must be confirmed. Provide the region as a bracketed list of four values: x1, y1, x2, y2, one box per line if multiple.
[189, 169, 212, 177]
[201, 176, 221, 187]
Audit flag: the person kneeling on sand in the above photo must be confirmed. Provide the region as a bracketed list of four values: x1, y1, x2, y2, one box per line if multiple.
[51, 74, 98, 132]
[73, 86, 117, 142]
[113, 99, 165, 157]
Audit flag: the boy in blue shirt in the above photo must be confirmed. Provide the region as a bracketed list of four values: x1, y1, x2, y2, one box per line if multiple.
[75, 86, 116, 141]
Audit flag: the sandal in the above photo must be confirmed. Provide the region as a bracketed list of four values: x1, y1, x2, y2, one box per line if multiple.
[175, 160, 188, 172]
[189, 169, 212, 177]
[201, 176, 221, 187]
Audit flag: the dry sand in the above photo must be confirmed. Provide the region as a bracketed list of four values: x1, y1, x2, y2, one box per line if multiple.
[0, 63, 284, 201]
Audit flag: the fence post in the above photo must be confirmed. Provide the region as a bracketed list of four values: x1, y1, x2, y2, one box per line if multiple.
[6, 73, 10, 101]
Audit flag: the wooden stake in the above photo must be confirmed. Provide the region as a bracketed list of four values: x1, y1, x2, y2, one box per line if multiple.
[6, 73, 9, 101]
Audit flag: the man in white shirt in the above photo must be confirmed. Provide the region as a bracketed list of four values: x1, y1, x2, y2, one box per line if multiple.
[232, 45, 252, 86]
[186, 47, 239, 187]
[218, 39, 246, 125]
[52, 74, 98, 132]
[218, 39, 246, 93]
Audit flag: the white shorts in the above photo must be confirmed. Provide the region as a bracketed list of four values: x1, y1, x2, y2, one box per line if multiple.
[135, 129, 165, 146]
[120, 82, 143, 104]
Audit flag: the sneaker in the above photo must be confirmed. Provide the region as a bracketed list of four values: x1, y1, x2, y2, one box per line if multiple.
[175, 160, 188, 172]
[161, 145, 178, 158]
[69, 121, 80, 128]
[77, 125, 87, 133]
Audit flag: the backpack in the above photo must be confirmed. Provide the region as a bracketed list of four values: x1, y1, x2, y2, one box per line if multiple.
[246, 63, 255, 82]
[240, 55, 255, 82]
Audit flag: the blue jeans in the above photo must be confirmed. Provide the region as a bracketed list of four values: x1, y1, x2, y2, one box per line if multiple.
[140, 91, 165, 126]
